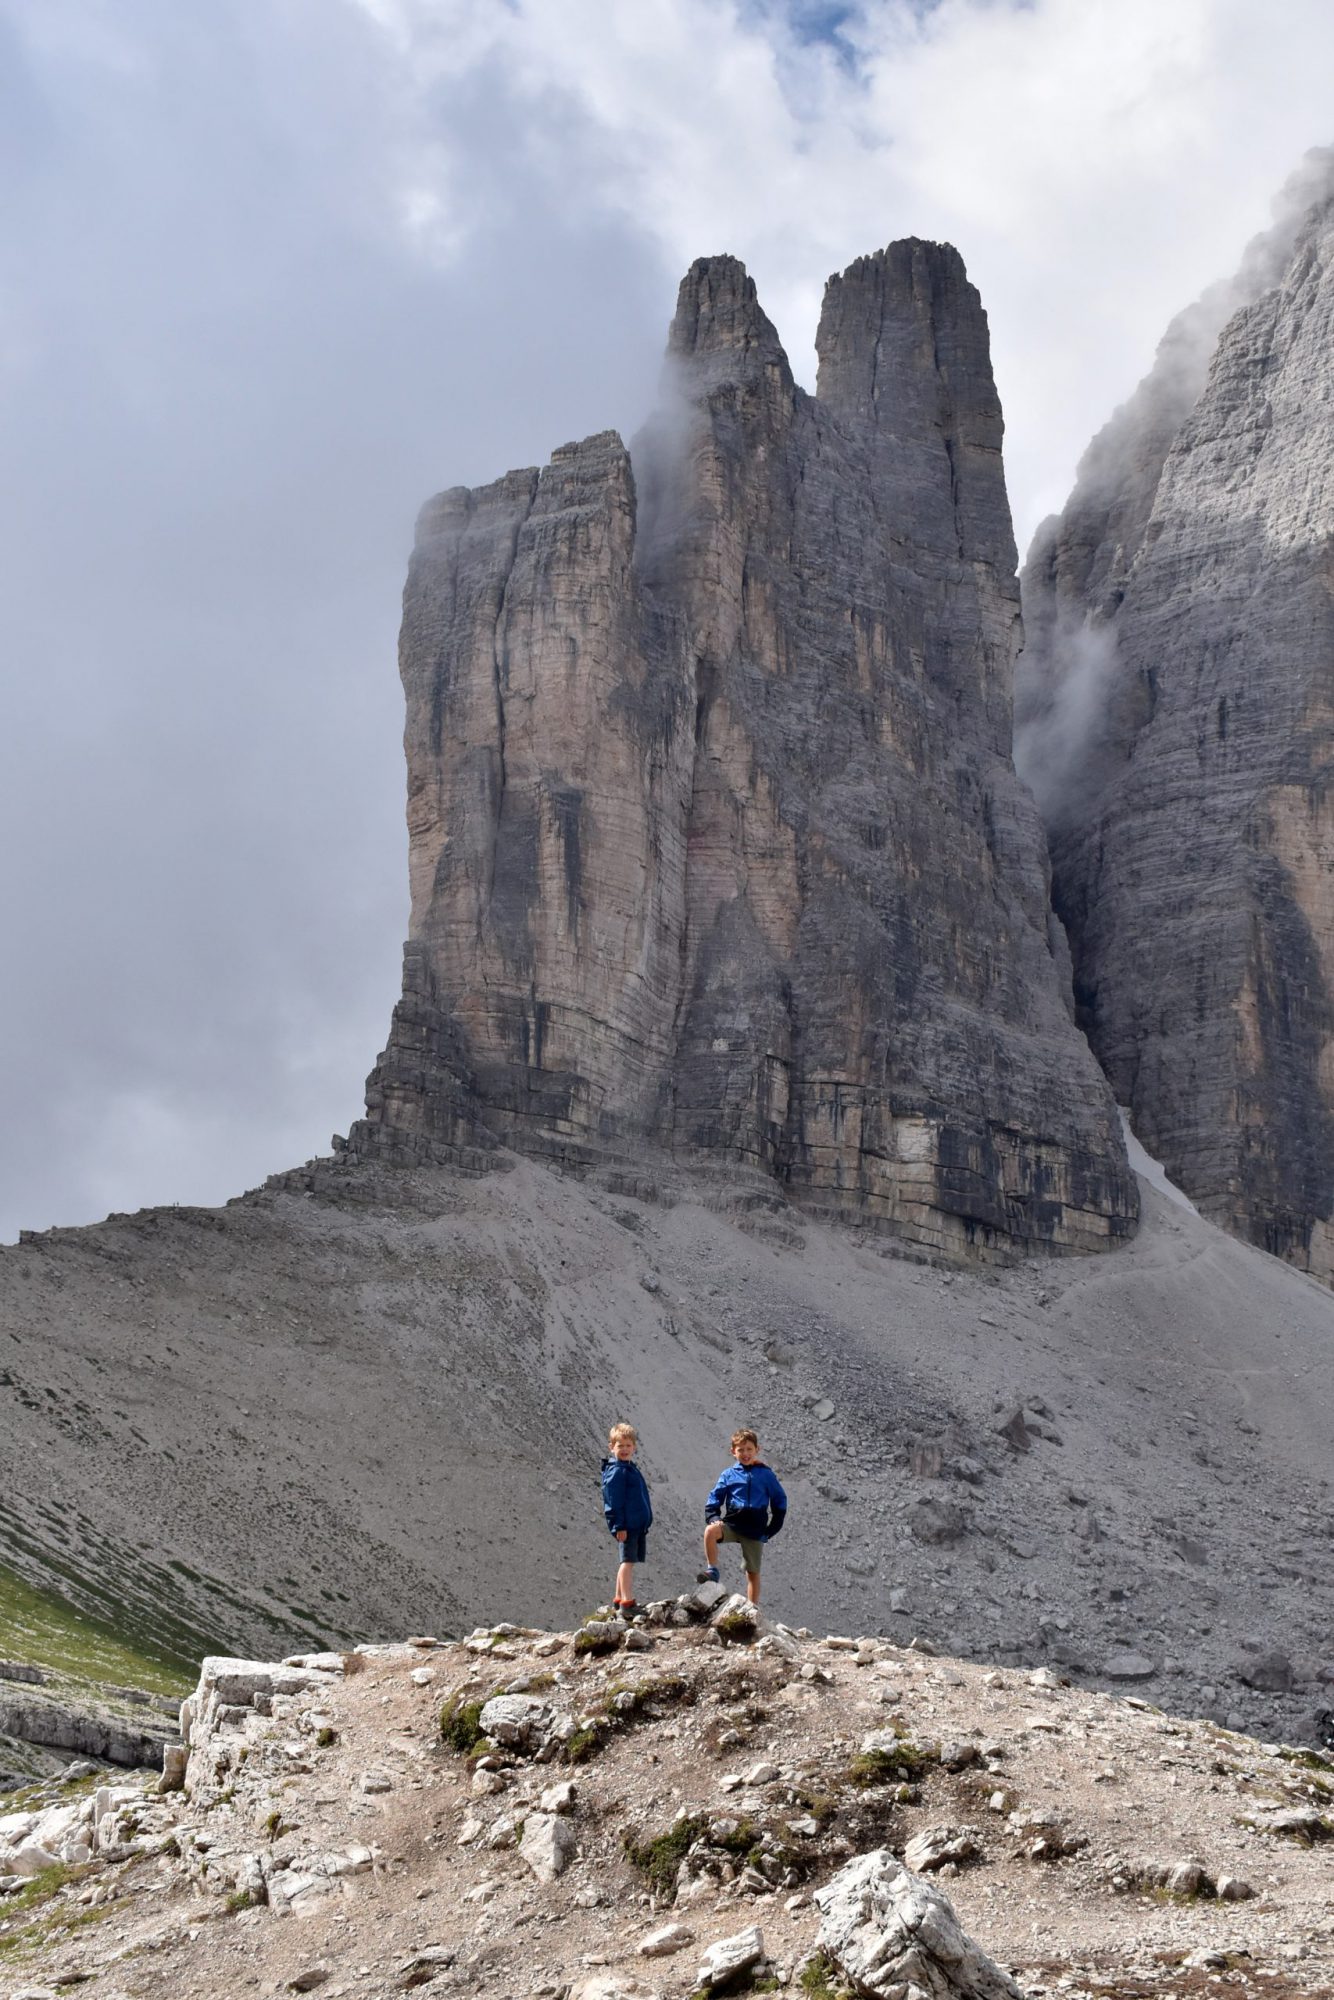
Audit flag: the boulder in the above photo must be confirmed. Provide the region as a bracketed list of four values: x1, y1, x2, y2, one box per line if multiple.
[1235, 1650, 1294, 1693]
[904, 1827, 981, 1873]
[1102, 1651, 1156, 1680]
[637, 1921, 695, 1957]
[909, 1499, 969, 1546]
[478, 1694, 554, 1750]
[518, 1811, 576, 1882]
[696, 1925, 765, 1988]
[816, 1847, 1023, 1999]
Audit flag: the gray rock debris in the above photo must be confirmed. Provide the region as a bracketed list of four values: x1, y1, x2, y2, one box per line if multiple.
[816, 1847, 1024, 1999]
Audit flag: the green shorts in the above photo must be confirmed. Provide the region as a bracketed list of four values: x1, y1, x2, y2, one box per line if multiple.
[719, 1523, 764, 1572]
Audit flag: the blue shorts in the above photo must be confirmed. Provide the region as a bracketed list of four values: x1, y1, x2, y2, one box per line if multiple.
[613, 1529, 648, 1563]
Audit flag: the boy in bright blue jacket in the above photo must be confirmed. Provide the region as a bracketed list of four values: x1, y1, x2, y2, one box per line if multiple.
[698, 1427, 787, 1605]
[601, 1421, 653, 1613]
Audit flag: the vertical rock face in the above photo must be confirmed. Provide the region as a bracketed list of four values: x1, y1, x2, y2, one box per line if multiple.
[1018, 151, 1334, 1279]
[352, 241, 1136, 1260]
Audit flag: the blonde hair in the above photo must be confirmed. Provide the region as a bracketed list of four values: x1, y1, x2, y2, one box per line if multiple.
[608, 1421, 638, 1446]
[731, 1427, 759, 1450]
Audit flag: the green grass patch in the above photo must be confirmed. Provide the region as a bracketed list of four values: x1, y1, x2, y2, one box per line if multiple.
[710, 1815, 762, 1862]
[847, 1738, 934, 1786]
[0, 1559, 191, 1695]
[1278, 1746, 1334, 1773]
[798, 1950, 847, 1998]
[438, 1693, 490, 1754]
[623, 1814, 706, 1899]
[0, 1868, 115, 1961]
[0, 1862, 77, 1918]
[715, 1610, 758, 1644]
[565, 1721, 605, 1765]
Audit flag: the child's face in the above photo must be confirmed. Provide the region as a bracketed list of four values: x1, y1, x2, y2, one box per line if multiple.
[732, 1438, 759, 1466]
[611, 1435, 636, 1460]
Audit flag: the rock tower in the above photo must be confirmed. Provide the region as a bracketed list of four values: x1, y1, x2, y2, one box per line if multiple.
[351, 242, 1136, 1259]
[1019, 152, 1334, 1279]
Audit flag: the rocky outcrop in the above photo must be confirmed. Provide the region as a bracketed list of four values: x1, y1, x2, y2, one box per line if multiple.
[351, 243, 1135, 1261]
[12, 1621, 1333, 1996]
[1018, 150, 1334, 1278]
[0, 1663, 180, 1781]
[816, 1846, 1023, 1999]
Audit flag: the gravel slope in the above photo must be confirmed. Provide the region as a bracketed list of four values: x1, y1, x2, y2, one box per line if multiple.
[1, 1150, 1332, 1743]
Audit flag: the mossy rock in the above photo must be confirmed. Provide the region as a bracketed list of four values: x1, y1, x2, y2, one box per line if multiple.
[623, 1813, 706, 1898]
[439, 1693, 490, 1754]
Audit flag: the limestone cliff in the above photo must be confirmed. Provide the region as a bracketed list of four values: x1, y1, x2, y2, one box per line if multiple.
[1018, 151, 1334, 1279]
[351, 242, 1136, 1259]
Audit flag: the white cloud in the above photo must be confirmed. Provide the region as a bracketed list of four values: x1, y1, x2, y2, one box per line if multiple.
[346, 0, 1334, 535]
[2, 0, 1332, 1235]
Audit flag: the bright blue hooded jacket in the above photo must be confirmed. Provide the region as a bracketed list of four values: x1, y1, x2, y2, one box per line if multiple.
[601, 1456, 653, 1535]
[704, 1461, 787, 1540]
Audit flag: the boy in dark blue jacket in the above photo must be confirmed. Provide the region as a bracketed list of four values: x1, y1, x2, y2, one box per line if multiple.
[698, 1427, 787, 1605]
[601, 1421, 653, 1613]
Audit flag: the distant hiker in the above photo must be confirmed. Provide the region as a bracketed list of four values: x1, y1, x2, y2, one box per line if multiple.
[698, 1427, 787, 1606]
[601, 1421, 653, 1614]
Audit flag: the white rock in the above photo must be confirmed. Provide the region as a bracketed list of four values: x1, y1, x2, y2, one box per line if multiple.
[815, 1847, 1023, 1999]
[478, 1694, 554, 1749]
[195, 1657, 339, 1707]
[637, 1921, 696, 1957]
[745, 1761, 781, 1785]
[359, 1769, 393, 1794]
[410, 1667, 437, 1686]
[683, 1581, 728, 1616]
[571, 1976, 663, 2000]
[696, 1925, 764, 1987]
[903, 1826, 980, 1873]
[540, 1780, 578, 1814]
[519, 1811, 576, 1882]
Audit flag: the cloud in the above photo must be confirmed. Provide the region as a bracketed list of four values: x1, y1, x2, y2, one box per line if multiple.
[1, 0, 1332, 1235]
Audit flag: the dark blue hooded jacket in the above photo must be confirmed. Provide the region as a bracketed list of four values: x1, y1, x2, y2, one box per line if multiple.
[601, 1456, 653, 1535]
[705, 1461, 787, 1540]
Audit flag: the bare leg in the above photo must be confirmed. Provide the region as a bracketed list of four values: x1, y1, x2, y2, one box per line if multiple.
[746, 1568, 761, 1606]
[615, 1559, 635, 1603]
[703, 1521, 724, 1572]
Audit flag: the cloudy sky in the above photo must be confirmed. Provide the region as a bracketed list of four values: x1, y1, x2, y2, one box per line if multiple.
[3, 0, 1331, 1240]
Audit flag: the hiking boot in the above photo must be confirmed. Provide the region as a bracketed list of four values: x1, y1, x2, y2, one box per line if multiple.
[696, 1565, 720, 1584]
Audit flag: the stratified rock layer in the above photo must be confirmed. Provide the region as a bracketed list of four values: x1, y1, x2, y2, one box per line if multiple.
[352, 242, 1135, 1259]
[1018, 153, 1334, 1278]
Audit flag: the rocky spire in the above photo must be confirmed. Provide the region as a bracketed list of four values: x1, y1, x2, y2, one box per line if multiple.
[668, 254, 793, 389]
[350, 242, 1136, 1262]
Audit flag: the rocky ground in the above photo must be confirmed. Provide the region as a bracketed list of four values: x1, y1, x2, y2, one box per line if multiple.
[3, 1600, 1334, 2000]
[3, 1145, 1334, 1748]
